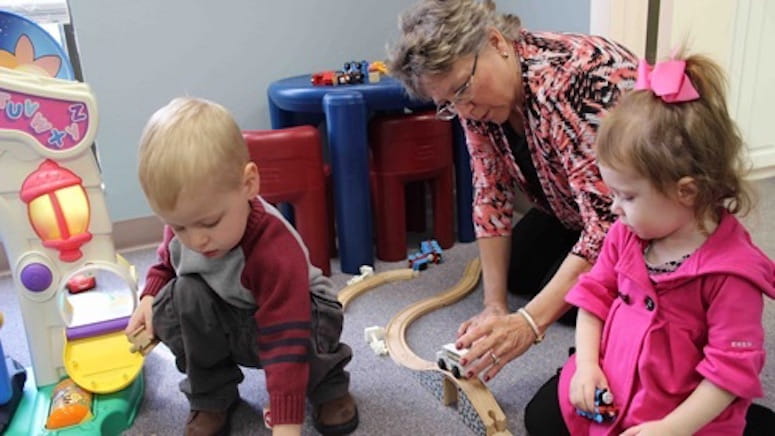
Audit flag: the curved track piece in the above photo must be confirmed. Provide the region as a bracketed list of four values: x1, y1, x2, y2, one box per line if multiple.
[338, 268, 418, 310]
[384, 258, 511, 436]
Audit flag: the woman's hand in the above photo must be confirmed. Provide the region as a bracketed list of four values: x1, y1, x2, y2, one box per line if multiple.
[569, 362, 609, 413]
[620, 420, 684, 436]
[457, 302, 508, 338]
[125, 295, 155, 337]
[454, 311, 535, 381]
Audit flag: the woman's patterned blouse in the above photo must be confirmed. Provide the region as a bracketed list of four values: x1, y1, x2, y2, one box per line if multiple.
[463, 29, 638, 262]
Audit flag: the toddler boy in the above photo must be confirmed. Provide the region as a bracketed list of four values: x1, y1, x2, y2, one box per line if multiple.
[126, 97, 357, 435]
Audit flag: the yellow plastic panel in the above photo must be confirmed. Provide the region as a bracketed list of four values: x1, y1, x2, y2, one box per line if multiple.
[63, 330, 144, 394]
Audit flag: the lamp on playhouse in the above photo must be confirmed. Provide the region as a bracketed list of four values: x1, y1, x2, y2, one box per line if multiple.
[20, 159, 92, 262]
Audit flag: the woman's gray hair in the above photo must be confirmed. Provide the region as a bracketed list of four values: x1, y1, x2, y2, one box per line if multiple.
[387, 0, 521, 99]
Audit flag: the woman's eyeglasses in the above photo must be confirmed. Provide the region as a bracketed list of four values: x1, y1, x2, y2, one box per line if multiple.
[436, 53, 478, 120]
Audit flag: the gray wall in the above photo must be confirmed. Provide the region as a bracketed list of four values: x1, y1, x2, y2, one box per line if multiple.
[513, 0, 590, 33]
[68, 0, 589, 222]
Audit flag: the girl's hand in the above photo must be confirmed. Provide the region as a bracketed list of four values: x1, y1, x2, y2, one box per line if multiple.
[620, 420, 683, 436]
[569, 362, 609, 412]
[125, 295, 155, 337]
[455, 312, 535, 381]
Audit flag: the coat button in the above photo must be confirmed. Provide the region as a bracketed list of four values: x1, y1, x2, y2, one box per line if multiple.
[644, 296, 655, 311]
[618, 292, 631, 304]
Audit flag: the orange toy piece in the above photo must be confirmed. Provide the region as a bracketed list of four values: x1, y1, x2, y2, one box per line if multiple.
[127, 325, 159, 356]
[369, 60, 388, 74]
[45, 378, 93, 429]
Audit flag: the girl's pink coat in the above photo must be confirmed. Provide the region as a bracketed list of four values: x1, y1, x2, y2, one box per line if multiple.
[559, 213, 775, 435]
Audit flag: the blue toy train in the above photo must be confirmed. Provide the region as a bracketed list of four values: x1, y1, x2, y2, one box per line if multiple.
[576, 388, 618, 424]
[408, 239, 443, 271]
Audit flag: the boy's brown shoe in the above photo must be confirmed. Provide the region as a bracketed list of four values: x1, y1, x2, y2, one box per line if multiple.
[185, 400, 239, 436]
[312, 392, 359, 435]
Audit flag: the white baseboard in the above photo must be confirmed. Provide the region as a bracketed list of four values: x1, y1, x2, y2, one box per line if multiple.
[751, 167, 775, 180]
[0, 216, 164, 277]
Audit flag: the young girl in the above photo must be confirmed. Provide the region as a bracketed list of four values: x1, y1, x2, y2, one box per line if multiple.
[526, 53, 774, 435]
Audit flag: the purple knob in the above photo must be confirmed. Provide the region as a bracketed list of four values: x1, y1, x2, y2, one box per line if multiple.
[21, 263, 52, 292]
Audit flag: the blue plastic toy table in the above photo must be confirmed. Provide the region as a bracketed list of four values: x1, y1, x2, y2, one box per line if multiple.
[268, 75, 475, 274]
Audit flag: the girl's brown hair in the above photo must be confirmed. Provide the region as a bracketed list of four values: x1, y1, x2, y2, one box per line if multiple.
[596, 53, 753, 225]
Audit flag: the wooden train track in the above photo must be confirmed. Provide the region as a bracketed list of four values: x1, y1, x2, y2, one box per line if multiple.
[337, 268, 418, 309]
[383, 258, 511, 436]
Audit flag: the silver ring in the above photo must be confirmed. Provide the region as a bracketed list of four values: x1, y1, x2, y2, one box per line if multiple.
[489, 351, 500, 366]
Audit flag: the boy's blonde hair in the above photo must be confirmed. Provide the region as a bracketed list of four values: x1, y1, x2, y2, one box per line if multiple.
[138, 97, 249, 212]
[596, 53, 753, 225]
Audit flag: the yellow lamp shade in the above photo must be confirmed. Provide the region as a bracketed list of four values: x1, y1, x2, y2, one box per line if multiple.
[20, 160, 92, 262]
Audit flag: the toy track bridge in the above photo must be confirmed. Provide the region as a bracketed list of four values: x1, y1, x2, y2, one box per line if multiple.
[339, 259, 511, 435]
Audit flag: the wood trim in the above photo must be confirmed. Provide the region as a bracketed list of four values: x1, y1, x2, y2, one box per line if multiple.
[656, 0, 674, 59]
[645, 0, 661, 63]
[726, 0, 775, 177]
[0, 215, 164, 276]
[589, 0, 612, 37]
[728, 0, 753, 132]
[589, 0, 649, 58]
[749, 150, 775, 181]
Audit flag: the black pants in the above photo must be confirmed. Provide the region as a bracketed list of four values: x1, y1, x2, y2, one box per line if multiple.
[524, 373, 775, 436]
[508, 208, 580, 325]
[152, 274, 352, 411]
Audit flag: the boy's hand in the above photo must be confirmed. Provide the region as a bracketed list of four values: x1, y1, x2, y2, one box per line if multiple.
[272, 424, 302, 436]
[570, 361, 610, 413]
[126, 295, 155, 337]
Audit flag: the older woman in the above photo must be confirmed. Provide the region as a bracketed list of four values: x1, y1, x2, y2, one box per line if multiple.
[387, 0, 637, 380]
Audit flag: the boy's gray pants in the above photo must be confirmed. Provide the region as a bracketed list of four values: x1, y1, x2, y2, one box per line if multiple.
[152, 274, 352, 411]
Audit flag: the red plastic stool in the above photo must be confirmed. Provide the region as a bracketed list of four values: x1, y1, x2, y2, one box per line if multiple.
[243, 126, 332, 276]
[370, 111, 455, 261]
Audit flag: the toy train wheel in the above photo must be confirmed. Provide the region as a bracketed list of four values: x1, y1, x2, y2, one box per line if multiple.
[451, 366, 462, 379]
[437, 358, 447, 371]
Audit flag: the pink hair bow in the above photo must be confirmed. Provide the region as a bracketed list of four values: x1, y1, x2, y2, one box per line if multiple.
[634, 58, 699, 103]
